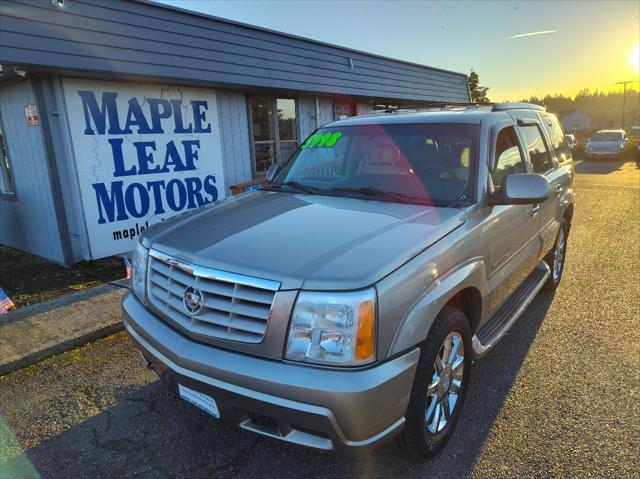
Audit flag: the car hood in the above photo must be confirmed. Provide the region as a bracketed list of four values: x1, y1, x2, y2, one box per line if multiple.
[145, 191, 466, 290]
[587, 140, 622, 152]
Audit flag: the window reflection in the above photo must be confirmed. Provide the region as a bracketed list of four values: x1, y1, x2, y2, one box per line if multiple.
[277, 99, 296, 141]
[493, 127, 525, 189]
[543, 114, 572, 163]
[251, 97, 297, 174]
[519, 125, 553, 173]
[251, 96, 273, 142]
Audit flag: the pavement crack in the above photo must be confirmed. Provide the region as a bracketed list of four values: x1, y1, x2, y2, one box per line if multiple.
[103, 409, 114, 435]
[128, 395, 160, 415]
[200, 435, 262, 478]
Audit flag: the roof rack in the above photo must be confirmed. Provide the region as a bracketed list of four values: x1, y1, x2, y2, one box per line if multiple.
[491, 102, 546, 112]
[373, 101, 546, 115]
[374, 102, 494, 114]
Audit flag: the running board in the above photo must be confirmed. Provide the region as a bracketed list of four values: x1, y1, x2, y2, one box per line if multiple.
[472, 261, 550, 358]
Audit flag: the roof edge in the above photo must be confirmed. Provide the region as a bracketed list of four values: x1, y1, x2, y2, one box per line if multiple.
[135, 0, 467, 79]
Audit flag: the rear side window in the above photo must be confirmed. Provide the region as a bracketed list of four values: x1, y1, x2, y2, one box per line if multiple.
[492, 127, 525, 190]
[542, 114, 571, 163]
[518, 125, 553, 173]
[591, 131, 623, 142]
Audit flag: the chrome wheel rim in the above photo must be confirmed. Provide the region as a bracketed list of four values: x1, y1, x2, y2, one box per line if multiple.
[553, 227, 566, 282]
[425, 331, 464, 435]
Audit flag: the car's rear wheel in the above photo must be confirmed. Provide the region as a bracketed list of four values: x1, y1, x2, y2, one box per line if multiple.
[397, 306, 471, 458]
[544, 218, 568, 290]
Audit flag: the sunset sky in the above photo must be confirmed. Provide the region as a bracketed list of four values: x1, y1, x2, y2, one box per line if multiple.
[160, 0, 640, 101]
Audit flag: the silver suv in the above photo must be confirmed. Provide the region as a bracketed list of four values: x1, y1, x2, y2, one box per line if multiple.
[122, 103, 575, 458]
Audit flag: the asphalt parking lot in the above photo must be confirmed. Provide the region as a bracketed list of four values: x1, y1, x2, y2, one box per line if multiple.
[1, 159, 639, 478]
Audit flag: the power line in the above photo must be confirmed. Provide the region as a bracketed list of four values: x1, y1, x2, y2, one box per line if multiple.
[616, 80, 640, 129]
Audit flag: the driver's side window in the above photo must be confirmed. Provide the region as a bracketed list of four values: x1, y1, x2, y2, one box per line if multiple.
[492, 127, 525, 191]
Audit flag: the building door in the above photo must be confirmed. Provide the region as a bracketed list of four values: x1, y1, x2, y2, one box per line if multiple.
[250, 96, 298, 175]
[334, 101, 355, 120]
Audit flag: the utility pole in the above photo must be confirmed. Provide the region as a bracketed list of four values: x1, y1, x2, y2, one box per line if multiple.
[616, 80, 640, 130]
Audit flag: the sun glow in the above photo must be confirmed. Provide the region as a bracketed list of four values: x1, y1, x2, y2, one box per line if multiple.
[630, 44, 640, 73]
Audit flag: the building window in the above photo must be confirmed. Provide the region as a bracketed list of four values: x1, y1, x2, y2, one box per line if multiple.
[250, 96, 297, 174]
[334, 101, 355, 120]
[0, 113, 15, 195]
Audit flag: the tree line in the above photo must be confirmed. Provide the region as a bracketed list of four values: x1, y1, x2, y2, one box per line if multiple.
[523, 89, 640, 132]
[467, 70, 639, 133]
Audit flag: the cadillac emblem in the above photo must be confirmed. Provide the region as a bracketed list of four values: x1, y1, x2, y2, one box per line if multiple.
[183, 286, 204, 315]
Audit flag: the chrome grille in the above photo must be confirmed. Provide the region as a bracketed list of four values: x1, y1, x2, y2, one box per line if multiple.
[146, 250, 279, 343]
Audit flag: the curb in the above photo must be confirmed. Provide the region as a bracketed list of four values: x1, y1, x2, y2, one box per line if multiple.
[0, 322, 124, 377]
[0, 280, 129, 325]
[0, 281, 129, 377]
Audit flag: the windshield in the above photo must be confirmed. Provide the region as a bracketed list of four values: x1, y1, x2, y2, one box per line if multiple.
[591, 131, 622, 142]
[272, 123, 478, 206]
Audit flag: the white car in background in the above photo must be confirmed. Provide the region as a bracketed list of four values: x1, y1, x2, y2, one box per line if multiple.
[585, 130, 626, 159]
[565, 134, 577, 150]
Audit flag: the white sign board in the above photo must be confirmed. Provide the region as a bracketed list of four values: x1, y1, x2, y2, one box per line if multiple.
[62, 79, 225, 258]
[25, 104, 40, 126]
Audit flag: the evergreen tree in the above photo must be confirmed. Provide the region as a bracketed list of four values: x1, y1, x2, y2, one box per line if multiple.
[467, 69, 490, 103]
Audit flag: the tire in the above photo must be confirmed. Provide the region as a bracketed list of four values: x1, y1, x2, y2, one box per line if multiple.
[397, 306, 472, 458]
[543, 218, 569, 291]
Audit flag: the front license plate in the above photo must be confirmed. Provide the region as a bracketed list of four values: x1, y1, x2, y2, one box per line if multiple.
[178, 383, 220, 418]
[245, 183, 262, 191]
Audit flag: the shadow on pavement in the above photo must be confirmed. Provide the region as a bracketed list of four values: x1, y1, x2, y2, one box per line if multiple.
[574, 159, 627, 175]
[10, 294, 555, 478]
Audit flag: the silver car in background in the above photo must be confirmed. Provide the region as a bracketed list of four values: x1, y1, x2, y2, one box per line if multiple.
[585, 129, 626, 159]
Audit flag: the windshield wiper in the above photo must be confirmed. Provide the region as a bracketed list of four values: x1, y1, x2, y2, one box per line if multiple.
[330, 187, 432, 205]
[267, 181, 319, 195]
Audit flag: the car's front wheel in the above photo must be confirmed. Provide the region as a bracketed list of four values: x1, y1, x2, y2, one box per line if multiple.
[397, 306, 471, 458]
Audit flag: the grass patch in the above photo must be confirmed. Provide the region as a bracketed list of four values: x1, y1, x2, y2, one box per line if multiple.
[0, 246, 126, 309]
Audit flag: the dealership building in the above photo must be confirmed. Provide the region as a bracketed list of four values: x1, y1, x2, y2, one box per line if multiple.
[0, 0, 470, 265]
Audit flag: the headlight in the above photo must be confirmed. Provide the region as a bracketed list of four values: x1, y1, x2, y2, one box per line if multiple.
[131, 241, 149, 302]
[285, 289, 376, 366]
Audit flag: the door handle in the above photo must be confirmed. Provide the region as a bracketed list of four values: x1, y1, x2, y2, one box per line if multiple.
[530, 204, 540, 216]
[555, 184, 563, 196]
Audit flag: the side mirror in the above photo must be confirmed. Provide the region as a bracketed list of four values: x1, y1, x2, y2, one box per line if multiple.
[490, 173, 550, 205]
[265, 163, 282, 183]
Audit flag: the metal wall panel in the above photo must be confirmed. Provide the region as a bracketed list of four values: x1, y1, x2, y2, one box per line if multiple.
[50, 75, 94, 262]
[317, 97, 335, 127]
[357, 100, 373, 115]
[216, 90, 253, 192]
[0, 80, 65, 263]
[297, 96, 317, 141]
[0, 0, 470, 103]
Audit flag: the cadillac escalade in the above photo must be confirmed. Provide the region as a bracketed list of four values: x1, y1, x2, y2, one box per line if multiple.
[122, 102, 575, 458]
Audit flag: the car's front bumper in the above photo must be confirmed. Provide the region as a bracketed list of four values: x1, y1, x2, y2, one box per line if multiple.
[122, 292, 419, 451]
[585, 150, 623, 158]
